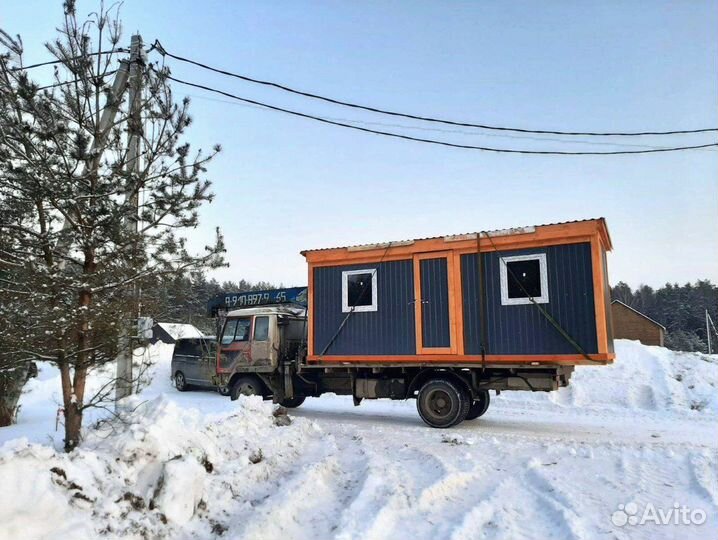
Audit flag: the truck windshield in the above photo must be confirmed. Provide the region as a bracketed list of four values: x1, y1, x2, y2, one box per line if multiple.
[221, 318, 252, 345]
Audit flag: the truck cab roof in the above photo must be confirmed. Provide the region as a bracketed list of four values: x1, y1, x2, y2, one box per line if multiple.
[225, 305, 306, 318]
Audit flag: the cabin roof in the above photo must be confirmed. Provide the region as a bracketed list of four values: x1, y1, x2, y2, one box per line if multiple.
[301, 217, 611, 261]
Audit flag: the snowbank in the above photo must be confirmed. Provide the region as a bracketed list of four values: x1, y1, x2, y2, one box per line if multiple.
[0, 396, 319, 539]
[497, 340, 718, 417]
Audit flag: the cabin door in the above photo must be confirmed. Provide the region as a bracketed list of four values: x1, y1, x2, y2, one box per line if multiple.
[413, 252, 457, 354]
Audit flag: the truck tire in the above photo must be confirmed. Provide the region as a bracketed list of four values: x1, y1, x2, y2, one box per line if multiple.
[230, 376, 264, 401]
[279, 396, 306, 408]
[416, 378, 470, 428]
[466, 390, 490, 420]
[174, 371, 189, 392]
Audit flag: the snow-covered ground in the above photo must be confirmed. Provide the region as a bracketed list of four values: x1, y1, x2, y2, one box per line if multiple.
[0, 340, 716, 540]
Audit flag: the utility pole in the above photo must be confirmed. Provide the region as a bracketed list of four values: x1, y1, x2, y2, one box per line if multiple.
[55, 59, 131, 269]
[708, 309, 714, 355]
[116, 34, 146, 402]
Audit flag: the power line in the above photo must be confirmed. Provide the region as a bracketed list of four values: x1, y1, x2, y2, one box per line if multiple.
[153, 40, 718, 138]
[163, 73, 718, 155]
[187, 92, 710, 152]
[36, 70, 119, 91]
[9, 49, 128, 72]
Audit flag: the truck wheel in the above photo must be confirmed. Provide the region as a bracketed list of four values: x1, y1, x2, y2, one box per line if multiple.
[174, 371, 189, 392]
[466, 390, 490, 420]
[279, 396, 306, 408]
[230, 376, 263, 401]
[416, 378, 470, 428]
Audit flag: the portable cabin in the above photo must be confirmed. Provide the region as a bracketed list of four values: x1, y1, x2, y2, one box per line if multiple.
[302, 218, 614, 366]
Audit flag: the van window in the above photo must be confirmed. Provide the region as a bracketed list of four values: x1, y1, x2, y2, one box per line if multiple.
[254, 316, 269, 341]
[174, 339, 200, 356]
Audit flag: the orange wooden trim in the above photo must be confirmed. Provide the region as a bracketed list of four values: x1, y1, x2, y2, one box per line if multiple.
[307, 236, 595, 269]
[307, 263, 315, 357]
[452, 250, 465, 355]
[591, 237, 609, 355]
[446, 252, 458, 354]
[306, 353, 615, 365]
[310, 253, 414, 267]
[419, 346, 453, 354]
[452, 235, 594, 257]
[597, 217, 613, 251]
[414, 250, 451, 261]
[303, 220, 609, 264]
[412, 256, 422, 355]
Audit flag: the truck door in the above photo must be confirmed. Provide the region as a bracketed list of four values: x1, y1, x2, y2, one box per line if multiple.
[218, 317, 252, 371]
[250, 315, 273, 368]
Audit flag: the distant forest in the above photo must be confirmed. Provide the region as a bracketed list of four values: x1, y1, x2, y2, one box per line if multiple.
[151, 273, 718, 353]
[150, 273, 282, 334]
[611, 280, 717, 353]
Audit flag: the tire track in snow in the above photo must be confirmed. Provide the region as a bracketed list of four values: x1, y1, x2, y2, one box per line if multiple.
[687, 452, 718, 508]
[522, 463, 590, 540]
[226, 428, 372, 540]
[447, 475, 577, 540]
[331, 431, 450, 540]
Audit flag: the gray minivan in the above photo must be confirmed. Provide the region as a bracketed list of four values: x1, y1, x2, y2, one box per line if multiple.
[171, 337, 226, 393]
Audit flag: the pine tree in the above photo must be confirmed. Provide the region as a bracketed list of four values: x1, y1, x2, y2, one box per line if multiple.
[0, 2, 224, 449]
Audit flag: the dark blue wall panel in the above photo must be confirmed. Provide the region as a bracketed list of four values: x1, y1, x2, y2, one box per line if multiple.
[420, 258, 451, 348]
[313, 260, 415, 355]
[461, 243, 598, 355]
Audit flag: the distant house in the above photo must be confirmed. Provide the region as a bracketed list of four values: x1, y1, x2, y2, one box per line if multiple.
[611, 300, 665, 347]
[151, 322, 206, 344]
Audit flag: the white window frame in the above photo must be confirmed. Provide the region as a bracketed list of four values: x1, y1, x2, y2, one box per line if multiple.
[499, 253, 549, 306]
[342, 269, 378, 313]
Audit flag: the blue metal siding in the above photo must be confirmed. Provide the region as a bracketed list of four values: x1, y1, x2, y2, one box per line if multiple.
[313, 260, 415, 355]
[419, 258, 451, 348]
[461, 243, 598, 355]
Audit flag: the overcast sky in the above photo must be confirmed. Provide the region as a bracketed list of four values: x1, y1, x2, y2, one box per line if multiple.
[4, 1, 717, 289]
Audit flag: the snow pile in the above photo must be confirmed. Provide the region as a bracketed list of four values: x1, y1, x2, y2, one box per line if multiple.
[498, 339, 718, 417]
[0, 396, 321, 539]
[0, 339, 715, 539]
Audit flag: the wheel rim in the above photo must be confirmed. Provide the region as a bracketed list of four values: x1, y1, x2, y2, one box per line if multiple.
[176, 373, 185, 389]
[426, 389, 454, 419]
[238, 382, 258, 396]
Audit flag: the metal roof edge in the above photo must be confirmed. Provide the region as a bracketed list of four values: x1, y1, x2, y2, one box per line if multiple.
[301, 217, 607, 255]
